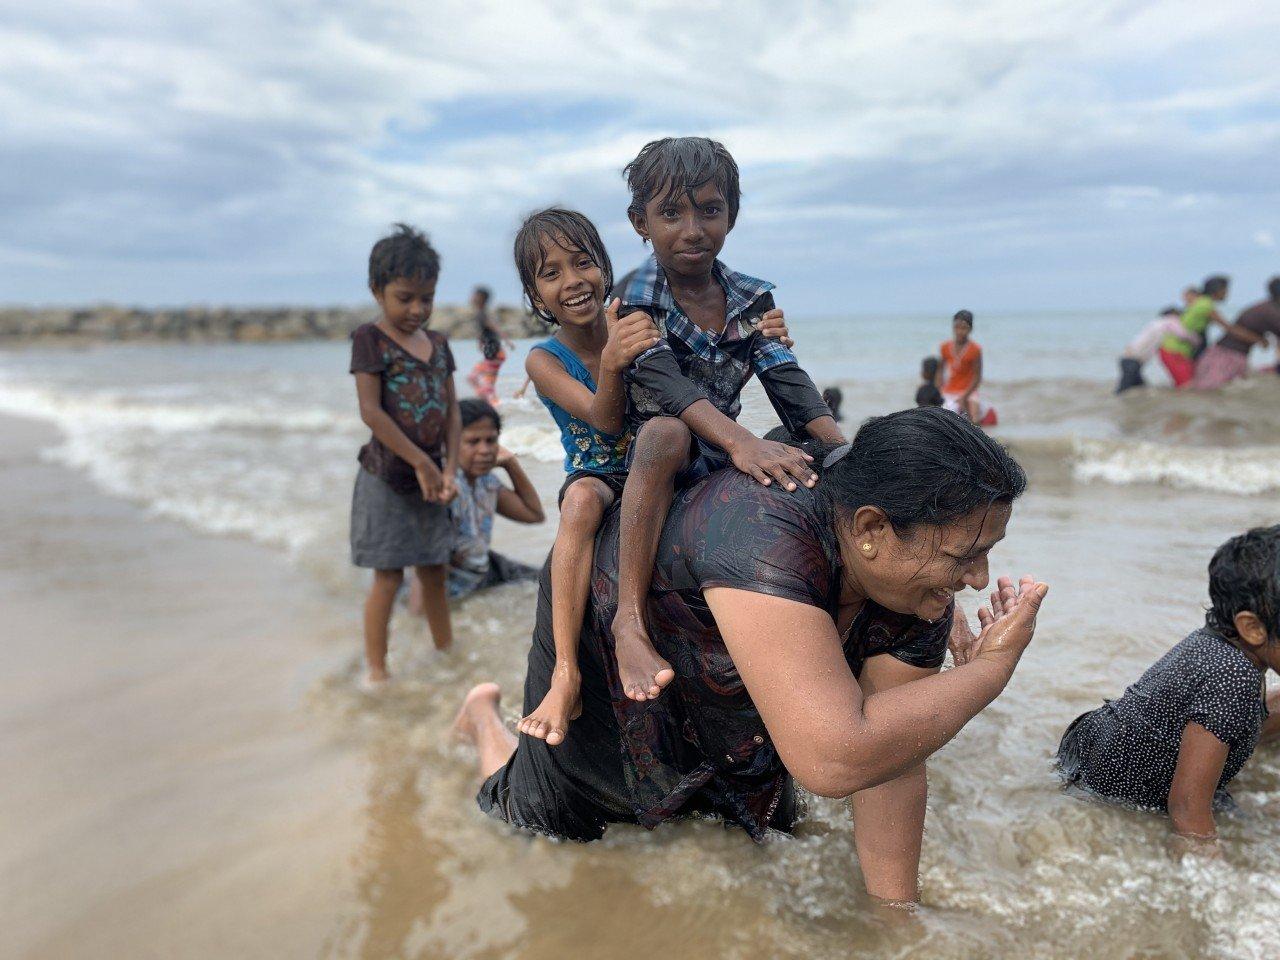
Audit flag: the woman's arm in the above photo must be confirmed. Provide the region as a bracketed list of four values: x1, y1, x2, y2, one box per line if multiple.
[355, 372, 443, 501]
[1167, 722, 1228, 839]
[702, 579, 1046, 798]
[494, 448, 545, 524]
[849, 655, 938, 903]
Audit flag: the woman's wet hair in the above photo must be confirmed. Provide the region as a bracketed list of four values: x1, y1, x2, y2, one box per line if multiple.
[1267, 276, 1280, 303]
[623, 137, 741, 229]
[513, 208, 613, 325]
[459, 397, 501, 432]
[953, 309, 974, 327]
[1206, 525, 1280, 643]
[368, 223, 440, 292]
[814, 406, 1026, 540]
[1202, 275, 1230, 298]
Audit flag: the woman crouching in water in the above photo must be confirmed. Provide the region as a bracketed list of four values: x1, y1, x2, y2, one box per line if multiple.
[454, 406, 1047, 903]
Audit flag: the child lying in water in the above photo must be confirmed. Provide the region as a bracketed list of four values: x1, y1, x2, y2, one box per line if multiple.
[1056, 525, 1280, 842]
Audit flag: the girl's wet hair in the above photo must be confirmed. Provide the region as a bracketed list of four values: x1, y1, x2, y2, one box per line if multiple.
[368, 223, 440, 292]
[623, 137, 741, 229]
[812, 406, 1026, 539]
[1207, 525, 1280, 643]
[459, 397, 501, 432]
[513, 208, 613, 325]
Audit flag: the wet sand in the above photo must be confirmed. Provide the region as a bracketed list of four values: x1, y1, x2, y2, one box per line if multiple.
[0, 415, 364, 959]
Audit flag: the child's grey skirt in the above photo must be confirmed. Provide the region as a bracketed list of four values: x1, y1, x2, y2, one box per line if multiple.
[350, 468, 452, 569]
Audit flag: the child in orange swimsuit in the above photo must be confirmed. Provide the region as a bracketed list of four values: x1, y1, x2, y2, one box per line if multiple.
[940, 309, 997, 426]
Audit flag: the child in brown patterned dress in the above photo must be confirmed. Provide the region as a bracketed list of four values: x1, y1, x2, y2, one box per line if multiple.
[349, 224, 461, 688]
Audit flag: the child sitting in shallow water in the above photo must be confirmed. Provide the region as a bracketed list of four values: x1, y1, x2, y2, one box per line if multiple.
[1056, 525, 1280, 841]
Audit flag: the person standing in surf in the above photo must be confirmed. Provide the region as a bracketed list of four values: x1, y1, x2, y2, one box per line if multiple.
[349, 224, 461, 688]
[940, 310, 995, 425]
[466, 286, 515, 405]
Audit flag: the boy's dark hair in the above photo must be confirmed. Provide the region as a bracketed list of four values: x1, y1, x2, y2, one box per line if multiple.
[921, 356, 940, 380]
[624, 137, 741, 230]
[822, 386, 844, 422]
[473, 286, 491, 303]
[513, 208, 613, 325]
[368, 223, 440, 292]
[1207, 525, 1280, 643]
[1159, 305, 1180, 316]
[1202, 275, 1230, 298]
[815, 406, 1025, 542]
[953, 309, 974, 327]
[459, 397, 501, 432]
[1267, 276, 1280, 303]
[915, 383, 944, 407]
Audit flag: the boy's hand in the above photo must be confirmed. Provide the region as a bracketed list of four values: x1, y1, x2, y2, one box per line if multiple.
[729, 436, 817, 491]
[414, 458, 444, 502]
[758, 308, 794, 349]
[601, 298, 661, 373]
[496, 445, 517, 469]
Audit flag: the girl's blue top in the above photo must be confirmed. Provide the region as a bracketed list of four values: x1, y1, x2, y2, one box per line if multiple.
[530, 338, 631, 475]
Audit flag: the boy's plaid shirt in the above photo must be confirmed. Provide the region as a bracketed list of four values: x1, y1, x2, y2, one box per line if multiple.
[620, 253, 795, 374]
[615, 254, 831, 439]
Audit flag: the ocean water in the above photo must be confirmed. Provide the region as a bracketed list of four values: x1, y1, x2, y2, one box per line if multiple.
[2, 311, 1279, 959]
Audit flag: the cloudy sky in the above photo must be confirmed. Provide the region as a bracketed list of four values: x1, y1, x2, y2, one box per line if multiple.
[2, 0, 1277, 312]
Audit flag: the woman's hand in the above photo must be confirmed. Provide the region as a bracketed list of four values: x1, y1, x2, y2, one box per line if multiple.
[758, 308, 794, 349]
[948, 611, 979, 666]
[970, 575, 1049, 674]
[601, 298, 661, 373]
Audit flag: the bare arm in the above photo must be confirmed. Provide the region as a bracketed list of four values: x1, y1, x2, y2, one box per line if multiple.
[493, 448, 545, 524]
[1167, 721, 1229, 839]
[355, 371, 443, 501]
[702, 579, 1047, 798]
[440, 376, 461, 503]
[961, 354, 983, 404]
[1262, 684, 1280, 743]
[525, 302, 658, 436]
[850, 655, 938, 903]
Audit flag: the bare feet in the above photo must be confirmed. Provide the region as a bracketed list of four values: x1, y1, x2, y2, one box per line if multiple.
[519, 669, 581, 746]
[361, 668, 391, 693]
[610, 611, 675, 701]
[451, 682, 502, 742]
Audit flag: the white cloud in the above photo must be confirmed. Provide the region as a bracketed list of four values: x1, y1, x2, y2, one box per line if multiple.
[0, 0, 1278, 308]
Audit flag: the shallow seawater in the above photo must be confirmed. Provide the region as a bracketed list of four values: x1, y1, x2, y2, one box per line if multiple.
[2, 312, 1278, 959]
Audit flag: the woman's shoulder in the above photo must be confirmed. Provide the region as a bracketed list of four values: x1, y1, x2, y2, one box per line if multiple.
[674, 471, 833, 604]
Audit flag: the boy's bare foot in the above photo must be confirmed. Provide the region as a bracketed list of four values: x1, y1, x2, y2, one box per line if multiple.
[451, 682, 502, 742]
[519, 672, 582, 746]
[611, 612, 675, 701]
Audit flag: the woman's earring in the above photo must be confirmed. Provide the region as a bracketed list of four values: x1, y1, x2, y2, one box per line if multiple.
[861, 543, 873, 553]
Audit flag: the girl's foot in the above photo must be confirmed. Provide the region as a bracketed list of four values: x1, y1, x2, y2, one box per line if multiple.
[518, 674, 582, 746]
[610, 611, 675, 701]
[360, 670, 392, 694]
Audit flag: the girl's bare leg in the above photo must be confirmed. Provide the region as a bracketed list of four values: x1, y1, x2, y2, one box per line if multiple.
[363, 568, 405, 682]
[519, 478, 611, 746]
[413, 563, 453, 651]
[453, 683, 516, 779]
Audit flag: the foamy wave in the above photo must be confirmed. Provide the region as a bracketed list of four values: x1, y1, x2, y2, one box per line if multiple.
[1072, 439, 1280, 495]
[0, 382, 356, 435]
[500, 424, 565, 463]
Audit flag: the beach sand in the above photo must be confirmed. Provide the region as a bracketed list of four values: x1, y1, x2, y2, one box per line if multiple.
[0, 414, 364, 959]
